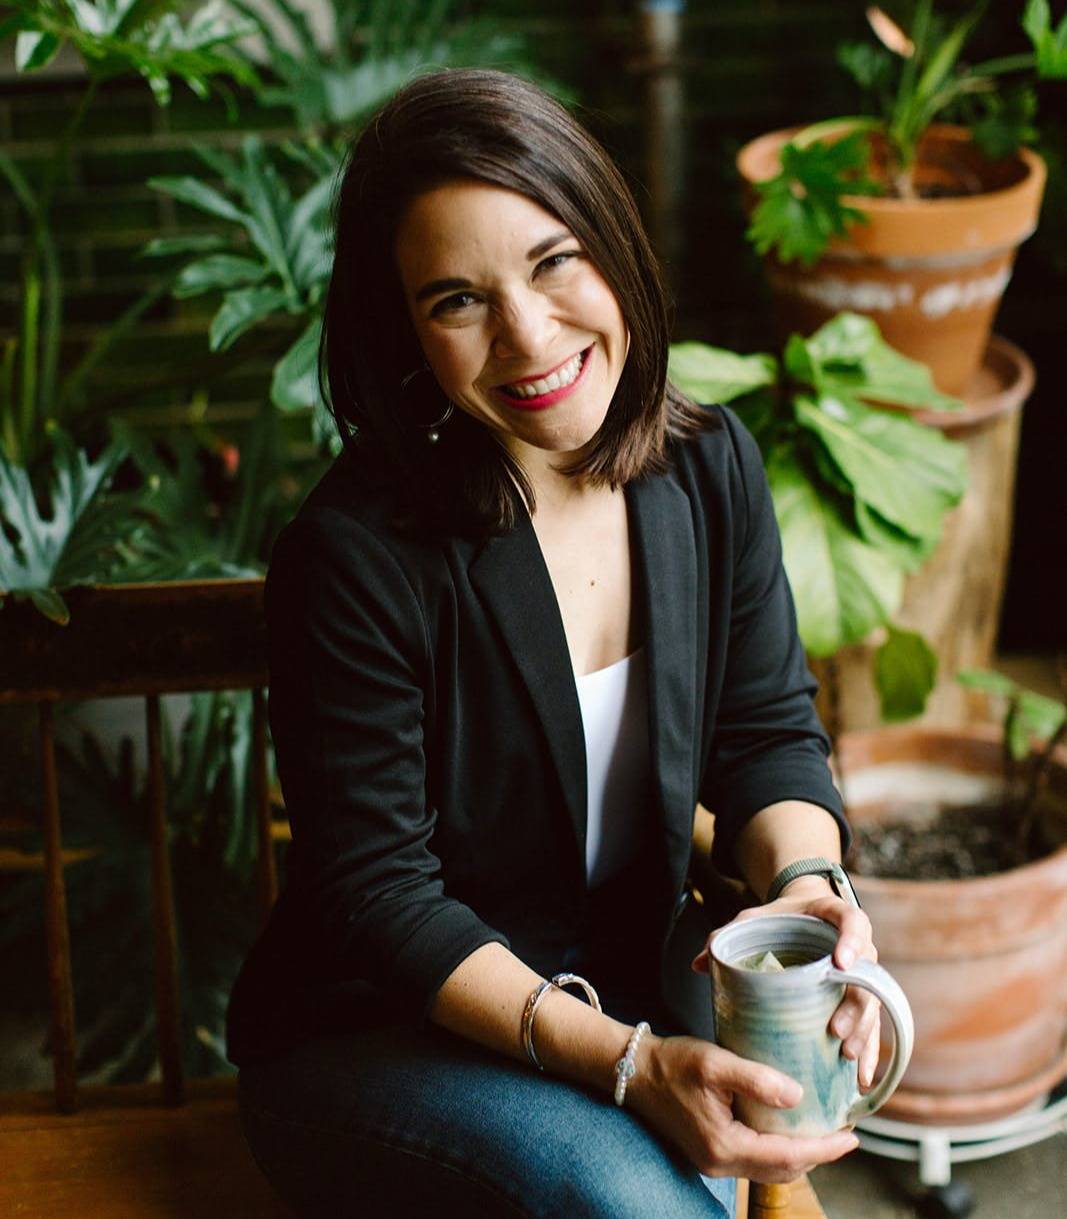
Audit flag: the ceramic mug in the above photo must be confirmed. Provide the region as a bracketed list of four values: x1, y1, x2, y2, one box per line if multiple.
[709, 914, 914, 1136]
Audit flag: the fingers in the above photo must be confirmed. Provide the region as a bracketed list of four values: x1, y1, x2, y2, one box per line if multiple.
[831, 986, 882, 1088]
[711, 1046, 803, 1110]
[720, 1122, 859, 1184]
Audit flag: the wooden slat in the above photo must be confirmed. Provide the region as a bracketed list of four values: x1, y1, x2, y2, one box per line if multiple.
[251, 686, 277, 922]
[0, 580, 267, 705]
[145, 695, 184, 1106]
[39, 704, 78, 1115]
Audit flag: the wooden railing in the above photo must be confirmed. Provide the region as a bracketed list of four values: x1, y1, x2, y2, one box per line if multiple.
[0, 579, 272, 1114]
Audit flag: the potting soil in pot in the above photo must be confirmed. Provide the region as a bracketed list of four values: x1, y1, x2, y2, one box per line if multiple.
[847, 799, 1048, 880]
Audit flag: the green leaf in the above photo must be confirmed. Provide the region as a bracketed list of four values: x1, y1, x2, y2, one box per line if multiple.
[836, 41, 895, 93]
[27, 588, 71, 625]
[803, 313, 963, 412]
[1009, 704, 1032, 762]
[767, 448, 903, 655]
[875, 624, 938, 722]
[855, 501, 936, 572]
[1023, 0, 1067, 79]
[971, 87, 1040, 161]
[794, 393, 966, 543]
[747, 133, 882, 267]
[15, 30, 62, 72]
[140, 233, 229, 258]
[956, 668, 1018, 697]
[667, 342, 778, 405]
[1017, 690, 1067, 745]
[148, 175, 250, 225]
[208, 286, 291, 352]
[0, 431, 135, 612]
[173, 254, 269, 298]
[271, 316, 322, 411]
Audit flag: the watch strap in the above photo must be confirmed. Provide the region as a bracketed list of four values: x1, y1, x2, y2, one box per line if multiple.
[765, 857, 861, 908]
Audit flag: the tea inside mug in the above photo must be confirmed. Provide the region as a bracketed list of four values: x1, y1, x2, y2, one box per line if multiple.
[735, 949, 820, 972]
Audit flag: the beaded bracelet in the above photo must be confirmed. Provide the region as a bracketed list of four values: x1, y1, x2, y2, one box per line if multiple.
[521, 973, 602, 1071]
[614, 1021, 650, 1106]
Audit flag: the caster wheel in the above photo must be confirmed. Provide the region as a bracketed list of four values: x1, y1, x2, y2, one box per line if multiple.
[917, 1181, 976, 1219]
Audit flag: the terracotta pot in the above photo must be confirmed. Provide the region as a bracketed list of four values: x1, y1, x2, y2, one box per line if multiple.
[838, 725, 1067, 1125]
[737, 125, 1047, 396]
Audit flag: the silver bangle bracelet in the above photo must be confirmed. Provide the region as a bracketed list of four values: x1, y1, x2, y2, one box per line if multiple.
[614, 1021, 650, 1106]
[521, 972, 603, 1071]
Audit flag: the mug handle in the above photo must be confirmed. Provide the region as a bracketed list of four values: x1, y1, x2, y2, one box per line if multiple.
[826, 958, 915, 1124]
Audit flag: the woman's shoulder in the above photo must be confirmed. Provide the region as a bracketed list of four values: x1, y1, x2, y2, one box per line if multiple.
[268, 449, 455, 604]
[670, 402, 764, 493]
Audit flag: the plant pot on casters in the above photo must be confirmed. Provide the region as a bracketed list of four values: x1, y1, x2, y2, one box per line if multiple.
[838, 725, 1067, 1124]
[737, 124, 1046, 397]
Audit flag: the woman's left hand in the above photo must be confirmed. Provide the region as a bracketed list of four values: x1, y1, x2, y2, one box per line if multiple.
[691, 878, 882, 1090]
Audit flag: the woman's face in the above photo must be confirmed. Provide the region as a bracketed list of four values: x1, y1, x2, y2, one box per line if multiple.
[394, 180, 629, 466]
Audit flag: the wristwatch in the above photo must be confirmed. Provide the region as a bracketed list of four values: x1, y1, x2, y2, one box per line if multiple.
[765, 857, 861, 908]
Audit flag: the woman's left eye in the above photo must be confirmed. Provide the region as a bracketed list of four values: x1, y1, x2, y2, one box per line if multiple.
[536, 250, 581, 274]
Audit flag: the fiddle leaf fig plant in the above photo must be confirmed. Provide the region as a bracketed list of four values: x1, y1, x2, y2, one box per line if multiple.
[669, 312, 968, 719]
[749, 0, 1067, 266]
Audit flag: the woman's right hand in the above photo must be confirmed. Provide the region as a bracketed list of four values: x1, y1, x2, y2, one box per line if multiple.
[626, 1033, 859, 1184]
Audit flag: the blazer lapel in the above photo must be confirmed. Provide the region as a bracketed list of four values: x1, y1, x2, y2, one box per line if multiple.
[627, 471, 700, 883]
[469, 509, 588, 855]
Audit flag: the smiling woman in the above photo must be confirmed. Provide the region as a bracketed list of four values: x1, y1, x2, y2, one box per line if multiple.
[226, 68, 873, 1219]
[395, 181, 629, 469]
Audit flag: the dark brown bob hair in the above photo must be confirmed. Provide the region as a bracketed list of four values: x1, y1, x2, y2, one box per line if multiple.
[320, 67, 711, 533]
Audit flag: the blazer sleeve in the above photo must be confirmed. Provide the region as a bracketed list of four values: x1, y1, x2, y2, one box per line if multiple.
[700, 408, 849, 879]
[266, 509, 508, 1019]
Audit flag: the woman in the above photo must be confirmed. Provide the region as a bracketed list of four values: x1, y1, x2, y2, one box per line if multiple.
[228, 69, 880, 1218]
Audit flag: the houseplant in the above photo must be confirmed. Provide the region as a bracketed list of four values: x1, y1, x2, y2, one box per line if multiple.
[668, 310, 968, 726]
[0, 0, 563, 1088]
[736, 0, 1066, 395]
[842, 668, 1067, 1122]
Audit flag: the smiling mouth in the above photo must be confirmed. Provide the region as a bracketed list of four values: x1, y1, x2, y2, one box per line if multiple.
[494, 347, 591, 408]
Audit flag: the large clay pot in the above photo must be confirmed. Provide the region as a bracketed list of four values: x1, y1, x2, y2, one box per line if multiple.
[838, 725, 1067, 1124]
[737, 125, 1047, 396]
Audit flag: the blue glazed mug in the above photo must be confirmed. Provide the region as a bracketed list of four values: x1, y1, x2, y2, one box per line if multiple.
[709, 914, 914, 1136]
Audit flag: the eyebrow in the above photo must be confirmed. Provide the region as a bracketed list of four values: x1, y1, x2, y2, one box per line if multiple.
[413, 230, 574, 304]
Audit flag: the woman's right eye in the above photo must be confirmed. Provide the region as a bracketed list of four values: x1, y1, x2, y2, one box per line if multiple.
[431, 292, 480, 317]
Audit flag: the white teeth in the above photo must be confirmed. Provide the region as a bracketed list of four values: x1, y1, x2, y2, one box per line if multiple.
[504, 351, 583, 398]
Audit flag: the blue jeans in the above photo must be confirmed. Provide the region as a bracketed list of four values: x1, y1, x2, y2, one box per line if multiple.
[238, 1021, 736, 1218]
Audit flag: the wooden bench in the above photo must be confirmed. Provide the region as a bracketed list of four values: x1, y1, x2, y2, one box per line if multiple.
[0, 580, 825, 1219]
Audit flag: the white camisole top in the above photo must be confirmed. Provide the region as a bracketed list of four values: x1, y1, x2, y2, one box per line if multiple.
[573, 647, 650, 888]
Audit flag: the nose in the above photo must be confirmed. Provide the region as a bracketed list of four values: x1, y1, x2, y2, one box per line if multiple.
[491, 288, 558, 361]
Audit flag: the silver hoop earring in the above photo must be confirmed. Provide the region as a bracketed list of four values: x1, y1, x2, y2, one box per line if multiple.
[399, 366, 454, 444]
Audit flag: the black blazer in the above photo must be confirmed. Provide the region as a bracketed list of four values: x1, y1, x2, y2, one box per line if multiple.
[226, 406, 846, 1064]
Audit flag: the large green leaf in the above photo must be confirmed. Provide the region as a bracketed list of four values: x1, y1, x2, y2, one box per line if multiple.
[271, 316, 322, 411]
[209, 286, 291, 352]
[148, 174, 250, 225]
[667, 342, 778, 405]
[875, 624, 938, 722]
[803, 313, 962, 413]
[173, 254, 269, 298]
[767, 449, 903, 656]
[0, 432, 134, 623]
[795, 392, 966, 543]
